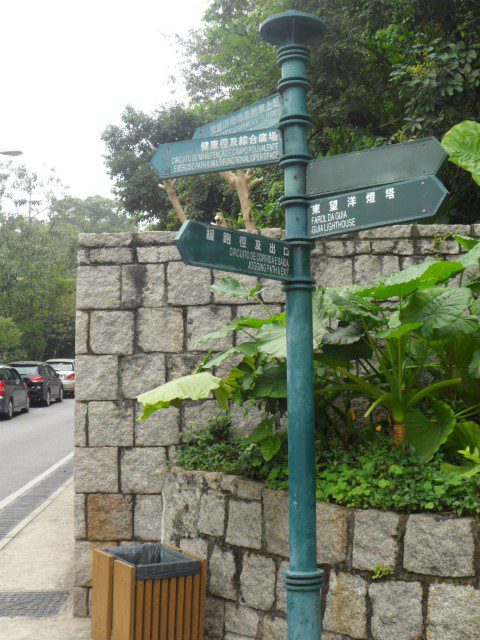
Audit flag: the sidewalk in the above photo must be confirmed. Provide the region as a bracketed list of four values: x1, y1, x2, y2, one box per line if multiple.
[0, 480, 91, 640]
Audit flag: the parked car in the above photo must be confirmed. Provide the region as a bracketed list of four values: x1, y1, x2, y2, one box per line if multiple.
[46, 359, 75, 397]
[0, 365, 30, 419]
[9, 361, 63, 406]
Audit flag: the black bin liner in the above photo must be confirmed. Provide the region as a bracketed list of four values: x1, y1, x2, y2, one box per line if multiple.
[105, 543, 201, 581]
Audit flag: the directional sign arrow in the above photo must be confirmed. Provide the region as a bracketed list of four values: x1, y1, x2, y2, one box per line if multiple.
[151, 127, 281, 179]
[193, 94, 281, 139]
[175, 221, 291, 281]
[306, 137, 448, 197]
[307, 176, 448, 239]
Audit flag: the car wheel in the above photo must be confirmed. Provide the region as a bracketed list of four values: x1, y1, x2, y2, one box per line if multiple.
[5, 399, 14, 420]
[56, 386, 64, 403]
[44, 389, 51, 407]
[22, 395, 30, 413]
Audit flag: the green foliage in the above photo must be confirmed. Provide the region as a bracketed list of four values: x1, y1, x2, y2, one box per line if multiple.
[0, 317, 23, 361]
[177, 427, 480, 516]
[442, 120, 480, 186]
[371, 564, 395, 580]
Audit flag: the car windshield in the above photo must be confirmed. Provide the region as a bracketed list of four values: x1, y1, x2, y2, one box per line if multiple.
[13, 366, 39, 376]
[50, 363, 74, 372]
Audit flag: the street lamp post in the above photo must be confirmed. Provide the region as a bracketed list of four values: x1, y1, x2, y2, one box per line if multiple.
[260, 11, 326, 640]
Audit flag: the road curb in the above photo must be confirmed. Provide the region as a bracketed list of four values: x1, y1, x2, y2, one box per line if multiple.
[0, 477, 73, 552]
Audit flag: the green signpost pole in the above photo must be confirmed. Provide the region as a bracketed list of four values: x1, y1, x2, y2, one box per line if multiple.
[260, 11, 326, 640]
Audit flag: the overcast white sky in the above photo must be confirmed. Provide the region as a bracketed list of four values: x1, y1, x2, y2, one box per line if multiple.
[0, 0, 210, 198]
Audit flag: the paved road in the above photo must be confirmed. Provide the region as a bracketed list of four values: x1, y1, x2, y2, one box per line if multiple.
[0, 400, 74, 501]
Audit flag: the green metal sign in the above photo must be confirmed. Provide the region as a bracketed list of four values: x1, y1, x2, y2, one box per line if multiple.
[193, 94, 281, 139]
[306, 137, 447, 197]
[175, 220, 291, 281]
[308, 176, 448, 239]
[151, 126, 281, 179]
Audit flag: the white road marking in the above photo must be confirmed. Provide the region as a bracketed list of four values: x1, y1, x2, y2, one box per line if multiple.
[0, 451, 73, 512]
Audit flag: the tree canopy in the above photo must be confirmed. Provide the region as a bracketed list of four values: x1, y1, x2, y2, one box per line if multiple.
[103, 0, 480, 227]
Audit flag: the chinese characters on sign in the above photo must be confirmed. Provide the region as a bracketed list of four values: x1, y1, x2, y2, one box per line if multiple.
[307, 177, 448, 239]
[193, 95, 281, 139]
[175, 221, 291, 281]
[151, 127, 281, 179]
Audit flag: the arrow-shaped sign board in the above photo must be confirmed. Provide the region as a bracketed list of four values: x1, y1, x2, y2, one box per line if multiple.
[151, 127, 281, 179]
[307, 176, 448, 239]
[175, 221, 291, 281]
[193, 94, 281, 139]
[306, 138, 447, 198]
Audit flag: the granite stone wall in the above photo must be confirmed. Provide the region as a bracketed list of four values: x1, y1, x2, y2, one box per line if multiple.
[74, 225, 480, 639]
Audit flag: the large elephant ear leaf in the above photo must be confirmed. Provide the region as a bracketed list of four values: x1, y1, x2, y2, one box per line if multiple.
[442, 120, 480, 186]
[406, 398, 455, 462]
[357, 261, 463, 300]
[444, 420, 480, 455]
[401, 287, 476, 337]
[137, 372, 226, 419]
[256, 322, 287, 358]
[441, 446, 480, 480]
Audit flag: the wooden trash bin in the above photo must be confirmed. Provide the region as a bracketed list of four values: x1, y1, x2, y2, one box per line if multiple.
[91, 543, 207, 640]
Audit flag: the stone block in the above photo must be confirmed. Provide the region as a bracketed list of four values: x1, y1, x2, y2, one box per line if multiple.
[427, 583, 480, 640]
[88, 401, 134, 447]
[369, 581, 422, 640]
[230, 404, 265, 438]
[316, 502, 348, 565]
[137, 307, 184, 353]
[187, 306, 232, 351]
[77, 249, 90, 265]
[142, 264, 166, 307]
[352, 509, 400, 571]
[77, 266, 121, 309]
[358, 225, 415, 239]
[87, 494, 133, 540]
[75, 312, 89, 355]
[205, 596, 226, 638]
[74, 541, 111, 587]
[137, 231, 177, 245]
[226, 500, 262, 550]
[263, 489, 289, 557]
[74, 493, 86, 539]
[74, 447, 118, 493]
[134, 495, 163, 540]
[137, 245, 180, 263]
[166, 354, 205, 380]
[209, 547, 237, 600]
[90, 247, 134, 264]
[90, 311, 134, 355]
[120, 447, 166, 493]
[312, 256, 353, 287]
[236, 479, 263, 501]
[183, 401, 222, 436]
[275, 560, 289, 612]
[403, 514, 475, 576]
[323, 572, 367, 639]
[240, 553, 276, 610]
[121, 264, 146, 308]
[75, 355, 119, 401]
[74, 402, 87, 447]
[73, 587, 88, 617]
[213, 271, 258, 303]
[120, 353, 166, 400]
[162, 473, 202, 540]
[179, 538, 209, 559]
[198, 492, 226, 537]
[225, 602, 261, 637]
[135, 405, 180, 446]
[79, 232, 134, 247]
[262, 615, 287, 640]
[167, 262, 211, 305]
[259, 278, 285, 303]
